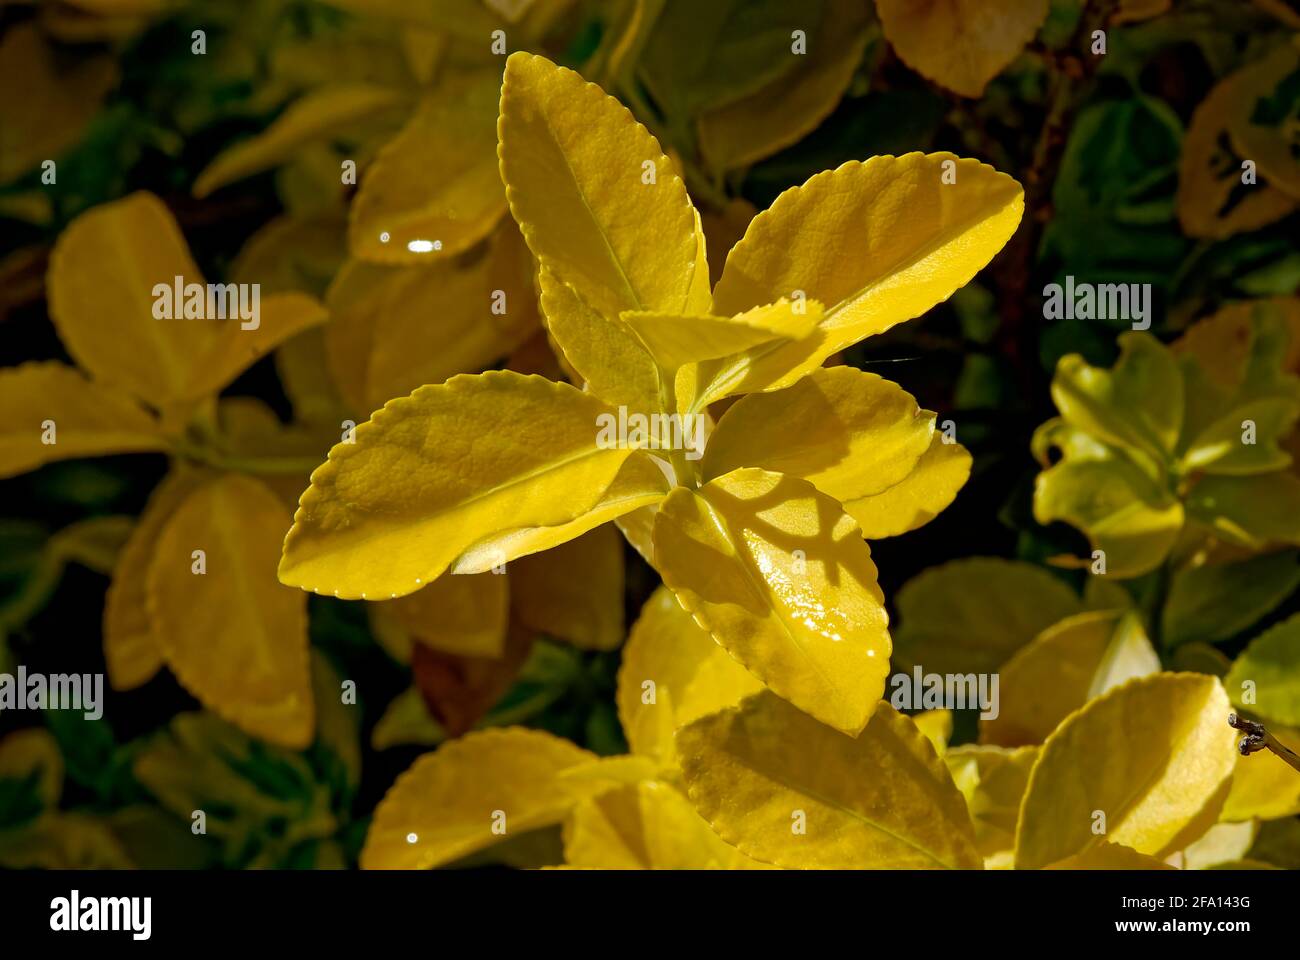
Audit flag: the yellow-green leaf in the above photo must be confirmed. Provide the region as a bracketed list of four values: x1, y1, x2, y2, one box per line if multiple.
[1225, 614, 1300, 725]
[1033, 456, 1184, 578]
[1186, 472, 1300, 549]
[696, 0, 870, 171]
[563, 780, 771, 869]
[677, 691, 981, 868]
[279, 371, 639, 600]
[0, 362, 168, 479]
[702, 367, 935, 504]
[1176, 820, 1258, 870]
[148, 474, 313, 748]
[510, 525, 624, 651]
[498, 52, 705, 323]
[841, 434, 973, 538]
[707, 154, 1023, 402]
[652, 468, 890, 735]
[616, 585, 763, 766]
[1015, 673, 1237, 869]
[876, 0, 1048, 98]
[893, 558, 1083, 675]
[350, 69, 506, 264]
[194, 84, 408, 198]
[360, 727, 600, 868]
[1051, 332, 1183, 466]
[981, 611, 1160, 747]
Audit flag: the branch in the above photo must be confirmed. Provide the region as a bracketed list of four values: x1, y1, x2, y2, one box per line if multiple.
[1229, 713, 1300, 773]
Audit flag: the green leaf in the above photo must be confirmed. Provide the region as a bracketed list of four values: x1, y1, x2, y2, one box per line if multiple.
[1226, 613, 1300, 725]
[1162, 550, 1300, 647]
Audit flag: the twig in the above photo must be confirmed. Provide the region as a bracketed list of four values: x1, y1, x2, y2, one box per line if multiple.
[1229, 713, 1300, 773]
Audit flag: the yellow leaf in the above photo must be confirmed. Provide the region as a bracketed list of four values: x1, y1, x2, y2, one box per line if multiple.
[449, 450, 669, 576]
[616, 585, 763, 766]
[1045, 843, 1177, 870]
[981, 611, 1160, 747]
[1229, 45, 1300, 199]
[511, 525, 624, 651]
[377, 572, 509, 660]
[279, 371, 640, 600]
[707, 154, 1023, 401]
[498, 52, 705, 322]
[351, 70, 506, 263]
[841, 434, 973, 538]
[326, 224, 538, 412]
[697, 0, 870, 171]
[537, 268, 661, 418]
[147, 474, 313, 748]
[0, 728, 63, 808]
[913, 709, 953, 755]
[1175, 819, 1258, 870]
[194, 84, 408, 198]
[1015, 673, 1238, 869]
[652, 468, 890, 735]
[702, 367, 935, 503]
[186, 292, 329, 400]
[48, 192, 223, 406]
[563, 781, 771, 869]
[876, 0, 1048, 98]
[1223, 724, 1300, 821]
[619, 298, 821, 374]
[676, 692, 981, 868]
[103, 468, 209, 690]
[360, 727, 600, 869]
[230, 214, 348, 298]
[0, 23, 117, 183]
[0, 362, 168, 479]
[944, 744, 1037, 861]
[893, 557, 1084, 675]
[1178, 65, 1298, 239]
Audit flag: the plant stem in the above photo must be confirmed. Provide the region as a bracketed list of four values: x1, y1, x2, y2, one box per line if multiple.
[1230, 714, 1300, 774]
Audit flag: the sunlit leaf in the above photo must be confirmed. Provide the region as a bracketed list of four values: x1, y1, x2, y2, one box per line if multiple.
[841, 434, 973, 538]
[1015, 673, 1237, 869]
[653, 468, 890, 735]
[1225, 614, 1300, 725]
[280, 372, 641, 600]
[616, 585, 763, 767]
[676, 691, 980, 868]
[981, 611, 1159, 747]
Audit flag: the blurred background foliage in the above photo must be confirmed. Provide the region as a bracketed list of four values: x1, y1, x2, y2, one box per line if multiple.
[1, 0, 1299, 868]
